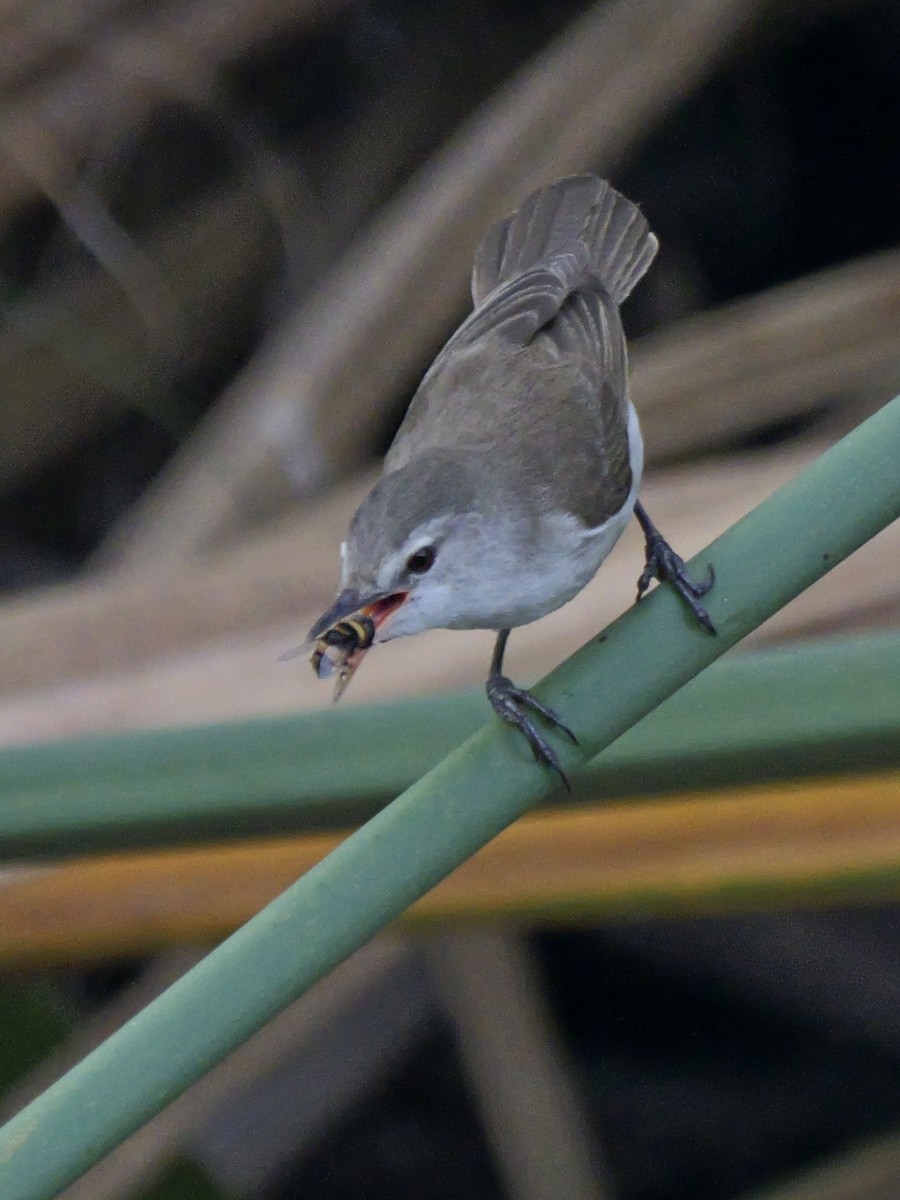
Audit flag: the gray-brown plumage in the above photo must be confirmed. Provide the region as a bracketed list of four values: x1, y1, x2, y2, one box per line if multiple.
[383, 175, 656, 531]
[307, 175, 713, 785]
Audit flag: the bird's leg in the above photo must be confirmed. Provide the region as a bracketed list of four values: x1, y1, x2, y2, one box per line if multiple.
[633, 501, 716, 633]
[485, 628, 578, 790]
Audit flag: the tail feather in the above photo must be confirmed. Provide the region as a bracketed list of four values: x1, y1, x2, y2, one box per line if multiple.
[472, 175, 657, 307]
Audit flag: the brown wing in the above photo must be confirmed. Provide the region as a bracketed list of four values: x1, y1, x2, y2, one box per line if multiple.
[386, 178, 645, 517]
[387, 282, 632, 528]
[491, 373, 633, 530]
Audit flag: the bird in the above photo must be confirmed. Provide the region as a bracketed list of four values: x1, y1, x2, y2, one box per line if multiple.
[306, 175, 715, 787]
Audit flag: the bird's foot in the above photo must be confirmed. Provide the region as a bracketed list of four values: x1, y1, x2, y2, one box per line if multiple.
[486, 674, 578, 791]
[636, 529, 716, 634]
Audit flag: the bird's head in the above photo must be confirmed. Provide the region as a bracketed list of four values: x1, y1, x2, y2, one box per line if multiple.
[306, 453, 501, 694]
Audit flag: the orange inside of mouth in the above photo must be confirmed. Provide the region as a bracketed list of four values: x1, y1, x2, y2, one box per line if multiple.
[361, 592, 408, 631]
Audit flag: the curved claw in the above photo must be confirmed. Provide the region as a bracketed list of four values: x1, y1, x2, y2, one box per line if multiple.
[688, 562, 716, 598]
[513, 688, 578, 745]
[636, 533, 717, 635]
[486, 675, 577, 791]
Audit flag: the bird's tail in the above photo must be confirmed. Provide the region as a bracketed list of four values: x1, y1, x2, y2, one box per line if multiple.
[471, 175, 658, 307]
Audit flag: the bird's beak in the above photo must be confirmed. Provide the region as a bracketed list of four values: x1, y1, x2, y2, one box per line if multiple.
[303, 587, 409, 700]
[305, 588, 407, 644]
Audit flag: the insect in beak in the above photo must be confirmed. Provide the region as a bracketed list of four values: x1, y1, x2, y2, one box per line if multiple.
[302, 592, 408, 700]
[310, 615, 376, 700]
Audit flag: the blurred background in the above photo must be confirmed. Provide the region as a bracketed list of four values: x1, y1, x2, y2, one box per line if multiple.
[0, 0, 899, 1197]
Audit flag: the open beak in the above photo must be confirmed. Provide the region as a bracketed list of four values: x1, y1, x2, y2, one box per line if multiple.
[304, 588, 408, 700]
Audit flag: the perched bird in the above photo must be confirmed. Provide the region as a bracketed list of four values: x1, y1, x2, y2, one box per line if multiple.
[307, 175, 714, 786]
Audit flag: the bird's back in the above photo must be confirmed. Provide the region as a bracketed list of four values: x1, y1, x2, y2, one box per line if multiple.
[385, 176, 656, 530]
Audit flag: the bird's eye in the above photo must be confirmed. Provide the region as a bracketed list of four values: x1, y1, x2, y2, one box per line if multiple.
[406, 546, 436, 574]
